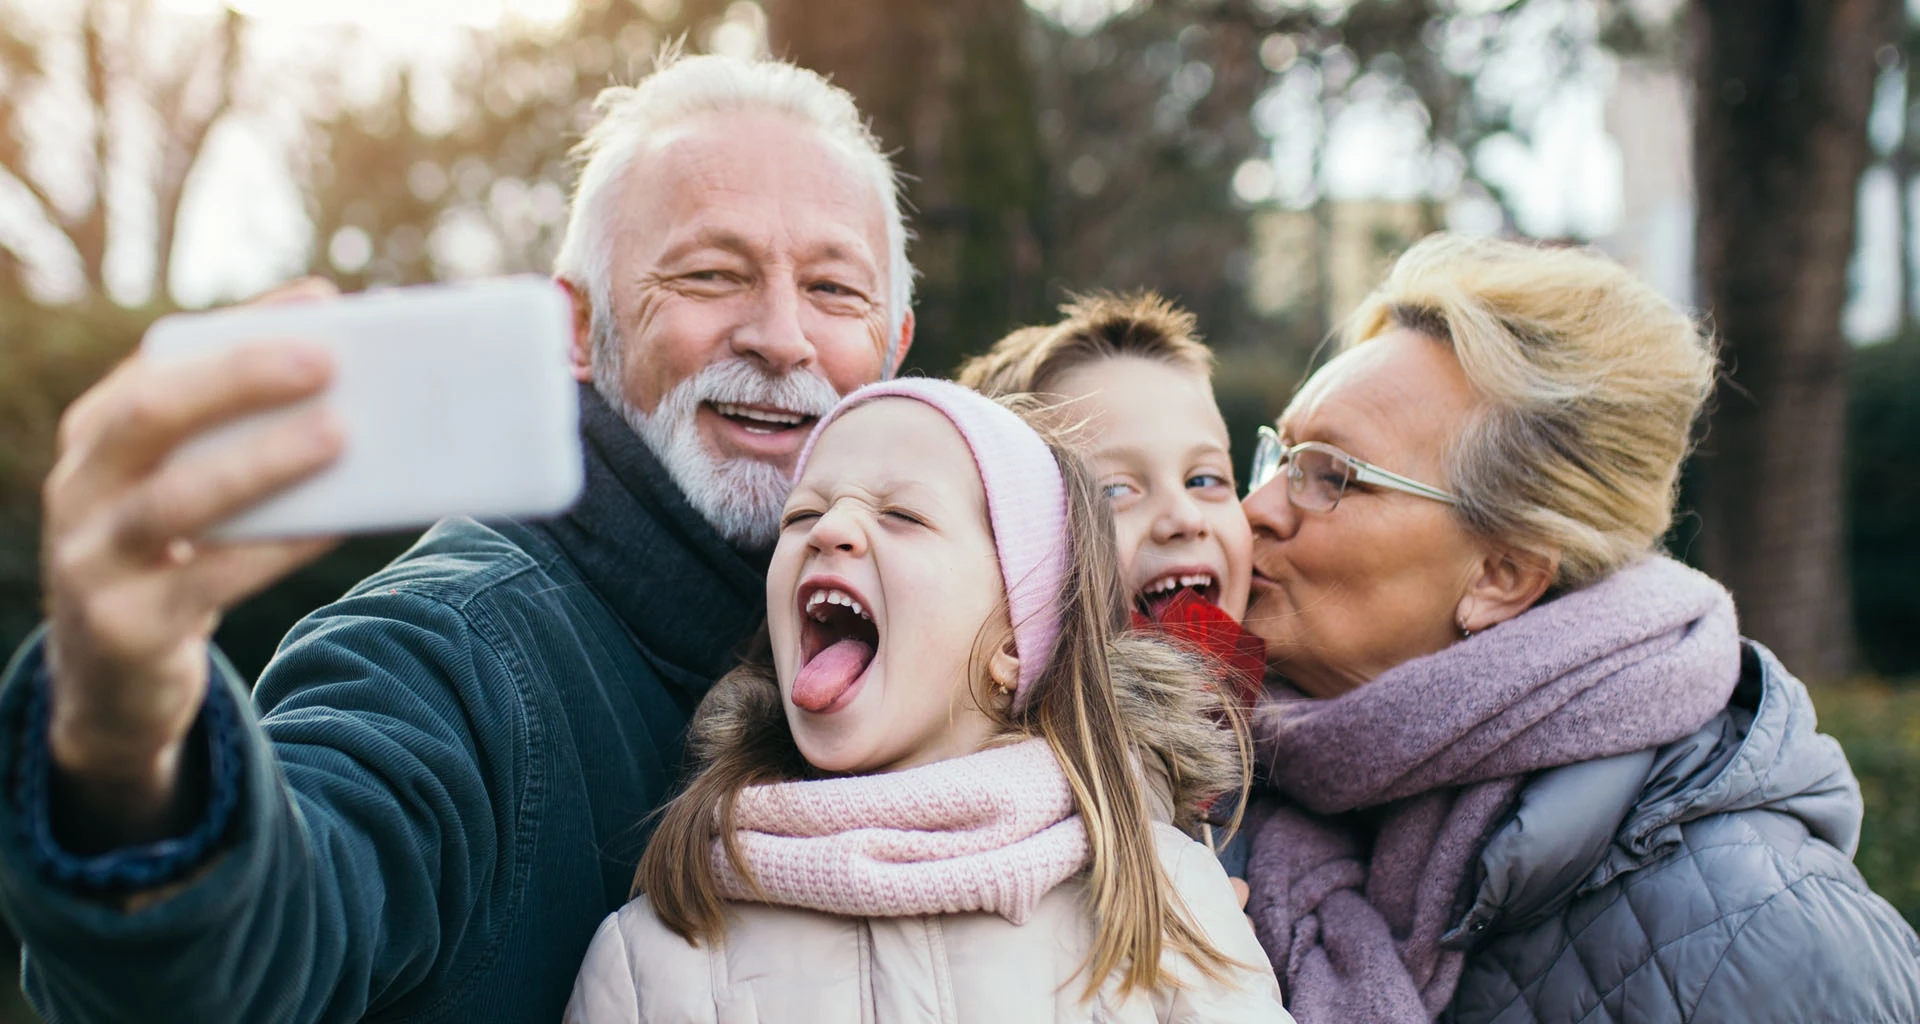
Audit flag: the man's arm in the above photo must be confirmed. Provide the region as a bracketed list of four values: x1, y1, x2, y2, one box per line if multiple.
[0, 584, 529, 1024]
[40, 280, 343, 849]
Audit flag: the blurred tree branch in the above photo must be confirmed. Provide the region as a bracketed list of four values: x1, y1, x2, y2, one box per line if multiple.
[0, 0, 243, 304]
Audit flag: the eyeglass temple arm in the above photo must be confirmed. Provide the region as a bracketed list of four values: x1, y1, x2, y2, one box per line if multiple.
[1349, 462, 1458, 504]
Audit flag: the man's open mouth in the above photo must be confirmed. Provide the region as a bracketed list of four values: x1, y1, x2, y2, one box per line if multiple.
[792, 580, 881, 712]
[709, 401, 818, 436]
[1134, 570, 1220, 619]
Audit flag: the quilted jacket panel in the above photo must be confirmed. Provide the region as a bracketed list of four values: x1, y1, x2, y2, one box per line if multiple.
[1446, 645, 1920, 1024]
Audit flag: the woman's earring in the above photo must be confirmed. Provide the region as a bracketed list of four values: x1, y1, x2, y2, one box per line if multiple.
[1459, 622, 1474, 640]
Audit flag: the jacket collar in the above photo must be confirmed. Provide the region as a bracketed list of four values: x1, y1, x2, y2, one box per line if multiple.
[1452, 641, 1862, 945]
[529, 384, 770, 700]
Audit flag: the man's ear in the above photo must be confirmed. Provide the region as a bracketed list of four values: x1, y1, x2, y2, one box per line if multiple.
[557, 276, 595, 384]
[986, 633, 1020, 703]
[888, 310, 915, 376]
[1455, 547, 1557, 635]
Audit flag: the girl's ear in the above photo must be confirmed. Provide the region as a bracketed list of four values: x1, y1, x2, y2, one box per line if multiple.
[987, 636, 1022, 700]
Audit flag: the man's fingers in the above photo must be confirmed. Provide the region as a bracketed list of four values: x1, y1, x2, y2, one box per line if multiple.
[110, 405, 344, 557]
[175, 535, 342, 614]
[70, 342, 335, 489]
[250, 277, 339, 306]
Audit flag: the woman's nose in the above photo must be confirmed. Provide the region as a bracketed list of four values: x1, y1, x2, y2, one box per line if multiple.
[807, 502, 869, 556]
[1243, 477, 1301, 540]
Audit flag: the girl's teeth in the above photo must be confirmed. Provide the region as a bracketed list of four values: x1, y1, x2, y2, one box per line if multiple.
[804, 587, 871, 621]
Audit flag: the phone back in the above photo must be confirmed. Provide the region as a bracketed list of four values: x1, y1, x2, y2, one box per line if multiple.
[143, 277, 584, 540]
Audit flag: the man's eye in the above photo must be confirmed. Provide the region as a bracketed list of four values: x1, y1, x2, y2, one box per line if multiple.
[811, 280, 869, 302]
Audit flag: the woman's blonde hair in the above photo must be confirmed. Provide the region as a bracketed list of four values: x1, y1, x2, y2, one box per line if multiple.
[957, 291, 1214, 398]
[634, 403, 1249, 999]
[1343, 233, 1717, 591]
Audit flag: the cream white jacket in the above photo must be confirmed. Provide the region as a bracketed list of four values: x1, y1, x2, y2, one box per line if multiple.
[565, 823, 1291, 1024]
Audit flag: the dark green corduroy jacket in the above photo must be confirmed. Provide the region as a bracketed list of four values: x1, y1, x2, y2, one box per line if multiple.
[0, 388, 768, 1023]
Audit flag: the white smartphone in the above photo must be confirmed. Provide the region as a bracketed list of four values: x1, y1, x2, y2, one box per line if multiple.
[142, 276, 584, 540]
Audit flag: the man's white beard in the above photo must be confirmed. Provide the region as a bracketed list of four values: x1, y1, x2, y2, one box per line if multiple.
[600, 358, 841, 551]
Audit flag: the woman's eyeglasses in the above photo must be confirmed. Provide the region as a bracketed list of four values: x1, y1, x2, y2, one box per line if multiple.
[1246, 425, 1458, 512]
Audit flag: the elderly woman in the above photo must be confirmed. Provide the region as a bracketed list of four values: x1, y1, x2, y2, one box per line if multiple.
[1240, 233, 1920, 1023]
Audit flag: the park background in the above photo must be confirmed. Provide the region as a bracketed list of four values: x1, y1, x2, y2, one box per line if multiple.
[0, 0, 1917, 1017]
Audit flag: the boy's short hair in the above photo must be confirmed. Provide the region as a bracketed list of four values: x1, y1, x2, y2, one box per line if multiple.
[957, 291, 1214, 398]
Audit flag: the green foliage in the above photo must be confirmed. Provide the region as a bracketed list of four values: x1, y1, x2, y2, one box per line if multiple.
[0, 297, 154, 660]
[1849, 332, 1920, 676]
[1812, 680, 1920, 929]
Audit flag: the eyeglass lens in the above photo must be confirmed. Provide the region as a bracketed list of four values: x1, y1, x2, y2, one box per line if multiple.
[1251, 431, 1354, 512]
[1287, 446, 1351, 512]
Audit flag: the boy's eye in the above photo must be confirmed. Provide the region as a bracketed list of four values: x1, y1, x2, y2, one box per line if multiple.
[780, 509, 821, 530]
[1186, 472, 1231, 491]
[881, 507, 926, 526]
[1100, 481, 1138, 502]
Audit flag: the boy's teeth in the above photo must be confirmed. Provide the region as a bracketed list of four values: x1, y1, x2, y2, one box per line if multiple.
[1144, 573, 1214, 596]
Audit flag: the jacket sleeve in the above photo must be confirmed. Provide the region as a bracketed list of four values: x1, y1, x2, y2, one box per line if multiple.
[0, 588, 531, 1024]
[1692, 871, 1920, 1023]
[564, 913, 641, 1024]
[1150, 825, 1294, 1024]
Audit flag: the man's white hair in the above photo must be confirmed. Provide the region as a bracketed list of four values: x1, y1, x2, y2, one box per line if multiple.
[552, 48, 915, 366]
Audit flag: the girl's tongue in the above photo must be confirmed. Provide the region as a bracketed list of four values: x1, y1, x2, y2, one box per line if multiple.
[792, 638, 875, 712]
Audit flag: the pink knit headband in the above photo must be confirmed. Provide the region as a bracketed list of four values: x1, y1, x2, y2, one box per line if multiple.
[792, 378, 1070, 708]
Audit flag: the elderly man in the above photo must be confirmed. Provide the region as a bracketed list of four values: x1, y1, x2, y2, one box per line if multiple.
[0, 53, 913, 1023]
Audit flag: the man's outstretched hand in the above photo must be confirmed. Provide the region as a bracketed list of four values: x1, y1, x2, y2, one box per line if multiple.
[39, 279, 345, 850]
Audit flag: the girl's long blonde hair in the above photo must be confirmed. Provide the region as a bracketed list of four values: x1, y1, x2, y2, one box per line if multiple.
[635, 410, 1250, 1000]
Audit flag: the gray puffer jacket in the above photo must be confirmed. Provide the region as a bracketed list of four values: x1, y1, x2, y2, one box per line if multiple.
[1446, 643, 1920, 1024]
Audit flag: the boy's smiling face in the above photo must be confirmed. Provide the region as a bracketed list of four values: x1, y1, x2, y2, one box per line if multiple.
[1050, 356, 1252, 622]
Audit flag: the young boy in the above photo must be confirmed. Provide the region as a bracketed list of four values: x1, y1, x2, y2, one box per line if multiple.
[958, 292, 1253, 635]
[958, 293, 1262, 891]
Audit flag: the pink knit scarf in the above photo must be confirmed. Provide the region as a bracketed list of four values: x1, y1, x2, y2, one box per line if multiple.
[712, 738, 1089, 924]
[1245, 555, 1743, 1022]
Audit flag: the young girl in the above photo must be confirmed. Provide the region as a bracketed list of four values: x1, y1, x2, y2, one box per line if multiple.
[958, 296, 1265, 885]
[565, 379, 1289, 1023]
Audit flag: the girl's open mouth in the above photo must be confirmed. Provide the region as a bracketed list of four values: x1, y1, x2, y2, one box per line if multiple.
[793, 579, 881, 712]
[1134, 570, 1220, 619]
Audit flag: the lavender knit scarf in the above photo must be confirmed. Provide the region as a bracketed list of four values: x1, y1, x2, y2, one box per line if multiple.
[1245, 555, 1742, 1022]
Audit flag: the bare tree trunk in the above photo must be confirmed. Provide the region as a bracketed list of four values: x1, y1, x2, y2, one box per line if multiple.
[762, 0, 1052, 375]
[1690, 0, 1900, 679]
[149, 8, 242, 301]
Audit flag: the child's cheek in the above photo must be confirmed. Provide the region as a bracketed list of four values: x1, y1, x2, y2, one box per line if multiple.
[1108, 505, 1152, 587]
[1220, 505, 1256, 622]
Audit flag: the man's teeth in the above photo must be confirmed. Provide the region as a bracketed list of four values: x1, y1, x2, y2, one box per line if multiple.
[713, 402, 808, 428]
[1143, 573, 1215, 596]
[805, 588, 871, 621]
